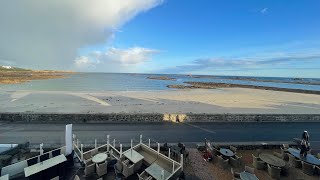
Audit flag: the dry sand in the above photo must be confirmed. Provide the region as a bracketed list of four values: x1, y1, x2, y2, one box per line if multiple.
[0, 88, 319, 114]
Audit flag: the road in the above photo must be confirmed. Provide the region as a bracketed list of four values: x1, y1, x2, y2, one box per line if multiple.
[1, 122, 320, 149]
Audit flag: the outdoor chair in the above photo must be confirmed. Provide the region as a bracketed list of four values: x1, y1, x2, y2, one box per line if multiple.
[96, 161, 108, 177]
[267, 164, 281, 180]
[288, 154, 302, 168]
[84, 163, 95, 177]
[138, 171, 149, 180]
[230, 145, 237, 153]
[91, 148, 99, 156]
[74, 175, 80, 180]
[83, 152, 92, 164]
[122, 161, 134, 178]
[301, 161, 315, 176]
[230, 156, 240, 168]
[280, 163, 290, 176]
[231, 168, 241, 180]
[252, 154, 266, 170]
[282, 144, 289, 150]
[245, 166, 255, 174]
[280, 147, 289, 161]
[217, 155, 229, 169]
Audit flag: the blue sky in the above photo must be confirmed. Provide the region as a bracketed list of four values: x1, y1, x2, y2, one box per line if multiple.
[98, 0, 320, 77]
[1, 0, 319, 78]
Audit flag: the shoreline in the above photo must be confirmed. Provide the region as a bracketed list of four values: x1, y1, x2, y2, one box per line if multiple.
[0, 70, 75, 84]
[168, 82, 320, 95]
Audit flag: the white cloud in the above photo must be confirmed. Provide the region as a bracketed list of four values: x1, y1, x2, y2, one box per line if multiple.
[74, 47, 159, 71]
[0, 0, 163, 70]
[260, 8, 268, 14]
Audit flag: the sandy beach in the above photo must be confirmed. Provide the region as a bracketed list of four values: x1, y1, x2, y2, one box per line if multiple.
[0, 88, 319, 114]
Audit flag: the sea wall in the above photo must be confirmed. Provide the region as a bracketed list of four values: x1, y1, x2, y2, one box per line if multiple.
[0, 113, 320, 123]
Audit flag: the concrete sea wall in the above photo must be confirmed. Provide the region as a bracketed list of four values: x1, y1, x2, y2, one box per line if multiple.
[0, 113, 320, 123]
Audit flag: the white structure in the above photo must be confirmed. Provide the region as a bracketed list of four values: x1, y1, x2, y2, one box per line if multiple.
[1, 66, 12, 69]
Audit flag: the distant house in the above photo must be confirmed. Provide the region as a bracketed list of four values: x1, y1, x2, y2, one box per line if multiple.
[1, 66, 12, 69]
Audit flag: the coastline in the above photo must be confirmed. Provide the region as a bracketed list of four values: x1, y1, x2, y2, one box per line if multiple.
[167, 82, 320, 95]
[0, 70, 75, 84]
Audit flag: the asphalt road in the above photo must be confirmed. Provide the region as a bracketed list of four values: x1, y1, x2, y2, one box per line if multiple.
[1, 122, 319, 149]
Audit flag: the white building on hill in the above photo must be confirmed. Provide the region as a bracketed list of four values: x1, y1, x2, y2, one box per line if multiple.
[1, 65, 12, 69]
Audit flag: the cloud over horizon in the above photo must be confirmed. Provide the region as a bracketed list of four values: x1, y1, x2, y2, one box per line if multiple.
[0, 0, 163, 70]
[161, 51, 320, 74]
[74, 47, 159, 71]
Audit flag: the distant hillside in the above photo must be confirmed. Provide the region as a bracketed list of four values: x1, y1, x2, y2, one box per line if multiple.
[0, 66, 31, 71]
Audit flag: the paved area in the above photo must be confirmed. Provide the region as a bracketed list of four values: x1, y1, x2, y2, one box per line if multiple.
[0, 122, 320, 150]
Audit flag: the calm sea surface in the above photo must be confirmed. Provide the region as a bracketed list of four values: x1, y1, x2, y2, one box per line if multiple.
[1, 73, 320, 91]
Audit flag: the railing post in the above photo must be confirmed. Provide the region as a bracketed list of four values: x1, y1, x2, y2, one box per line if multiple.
[40, 143, 44, 155]
[81, 144, 84, 161]
[168, 148, 171, 159]
[172, 162, 174, 173]
[140, 135, 142, 144]
[113, 139, 116, 147]
[77, 139, 79, 147]
[148, 139, 151, 147]
[157, 143, 160, 153]
[180, 154, 184, 171]
[120, 144, 123, 158]
[107, 135, 110, 152]
[95, 139, 97, 148]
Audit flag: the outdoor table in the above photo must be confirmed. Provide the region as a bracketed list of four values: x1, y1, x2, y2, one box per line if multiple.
[240, 171, 259, 180]
[92, 153, 108, 164]
[219, 148, 235, 157]
[0, 174, 9, 180]
[288, 148, 320, 165]
[24, 154, 67, 177]
[259, 153, 285, 167]
[123, 149, 144, 164]
[145, 163, 171, 180]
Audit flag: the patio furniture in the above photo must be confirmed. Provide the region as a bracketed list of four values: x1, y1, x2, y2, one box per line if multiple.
[0, 174, 9, 180]
[231, 168, 240, 180]
[122, 160, 135, 178]
[220, 148, 235, 157]
[288, 148, 320, 165]
[317, 153, 320, 159]
[259, 153, 286, 167]
[288, 154, 302, 168]
[74, 175, 80, 180]
[96, 161, 108, 177]
[84, 163, 95, 177]
[280, 148, 289, 161]
[282, 144, 289, 150]
[83, 152, 92, 164]
[280, 163, 290, 176]
[24, 154, 67, 178]
[272, 151, 282, 159]
[245, 166, 255, 174]
[145, 163, 171, 180]
[138, 171, 149, 180]
[92, 153, 108, 164]
[301, 161, 315, 176]
[230, 156, 240, 168]
[217, 155, 229, 169]
[91, 148, 99, 156]
[252, 154, 266, 170]
[240, 171, 259, 180]
[267, 164, 281, 180]
[123, 149, 144, 171]
[230, 146, 237, 153]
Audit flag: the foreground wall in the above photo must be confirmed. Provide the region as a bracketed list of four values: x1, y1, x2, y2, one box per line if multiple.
[0, 113, 320, 123]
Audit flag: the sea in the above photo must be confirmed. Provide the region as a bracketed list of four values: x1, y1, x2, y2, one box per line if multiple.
[1, 73, 320, 92]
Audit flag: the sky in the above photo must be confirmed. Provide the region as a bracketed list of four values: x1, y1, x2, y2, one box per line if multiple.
[0, 0, 320, 78]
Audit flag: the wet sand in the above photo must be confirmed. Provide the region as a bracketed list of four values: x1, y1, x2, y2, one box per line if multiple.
[0, 88, 319, 114]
